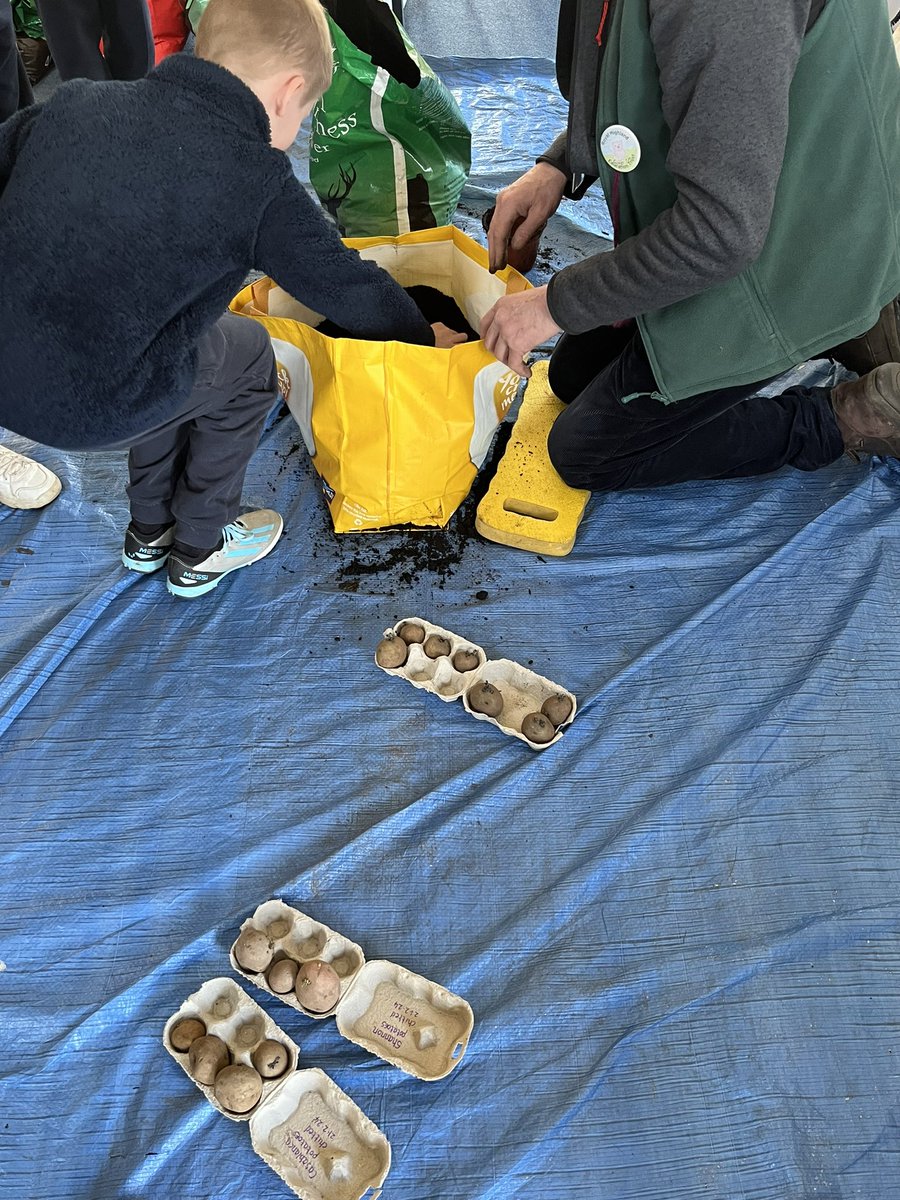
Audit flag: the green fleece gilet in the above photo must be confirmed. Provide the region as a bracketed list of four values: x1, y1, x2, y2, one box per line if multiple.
[597, 0, 900, 402]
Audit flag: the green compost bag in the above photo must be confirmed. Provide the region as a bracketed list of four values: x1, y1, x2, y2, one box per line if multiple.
[183, 0, 209, 34]
[310, 10, 471, 237]
[11, 0, 43, 39]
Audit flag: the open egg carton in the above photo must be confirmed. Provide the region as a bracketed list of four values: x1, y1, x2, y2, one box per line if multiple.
[164, 978, 390, 1200]
[375, 617, 577, 750]
[230, 898, 474, 1082]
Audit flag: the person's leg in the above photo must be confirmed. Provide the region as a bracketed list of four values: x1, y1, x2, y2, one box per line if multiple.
[98, 0, 152, 80]
[125, 314, 283, 591]
[0, 1, 33, 121]
[35, 0, 108, 80]
[547, 322, 637, 404]
[547, 332, 845, 491]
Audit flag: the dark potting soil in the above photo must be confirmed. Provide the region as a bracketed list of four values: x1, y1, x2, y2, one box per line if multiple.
[316, 285, 478, 342]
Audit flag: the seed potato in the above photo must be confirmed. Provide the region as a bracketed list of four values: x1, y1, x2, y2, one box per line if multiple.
[213, 1063, 263, 1114]
[452, 648, 480, 672]
[233, 927, 273, 974]
[522, 712, 555, 744]
[267, 957, 300, 995]
[188, 1035, 231, 1086]
[251, 1038, 291, 1080]
[424, 634, 451, 659]
[397, 622, 426, 644]
[375, 635, 408, 669]
[541, 693, 573, 725]
[295, 959, 341, 1014]
[467, 681, 503, 717]
[169, 1017, 206, 1053]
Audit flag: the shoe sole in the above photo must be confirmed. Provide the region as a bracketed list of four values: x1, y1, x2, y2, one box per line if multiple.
[122, 551, 170, 574]
[166, 524, 283, 599]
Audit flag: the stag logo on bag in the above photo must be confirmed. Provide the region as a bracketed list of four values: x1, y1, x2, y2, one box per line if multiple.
[275, 362, 291, 404]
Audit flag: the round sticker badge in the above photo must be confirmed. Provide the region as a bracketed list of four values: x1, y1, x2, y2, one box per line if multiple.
[600, 124, 642, 173]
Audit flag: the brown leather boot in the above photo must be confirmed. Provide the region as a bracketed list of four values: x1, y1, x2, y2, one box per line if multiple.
[830, 363, 900, 459]
[829, 297, 900, 375]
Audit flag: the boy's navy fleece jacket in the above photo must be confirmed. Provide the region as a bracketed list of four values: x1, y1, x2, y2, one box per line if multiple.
[0, 54, 434, 450]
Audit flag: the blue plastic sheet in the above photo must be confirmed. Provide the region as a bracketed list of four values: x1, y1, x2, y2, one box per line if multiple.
[3, 58, 900, 1200]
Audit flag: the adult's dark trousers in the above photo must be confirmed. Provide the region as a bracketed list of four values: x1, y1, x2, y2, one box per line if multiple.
[0, 1, 33, 122]
[126, 314, 279, 549]
[546, 324, 846, 491]
[35, 0, 152, 81]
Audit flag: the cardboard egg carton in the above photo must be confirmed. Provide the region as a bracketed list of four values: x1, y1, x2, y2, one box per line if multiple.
[164, 978, 390, 1200]
[230, 899, 473, 1082]
[376, 617, 577, 749]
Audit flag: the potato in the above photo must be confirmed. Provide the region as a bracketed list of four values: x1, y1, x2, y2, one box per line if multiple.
[424, 634, 451, 659]
[169, 1017, 206, 1053]
[213, 1064, 263, 1114]
[541, 693, 573, 726]
[522, 712, 555, 744]
[267, 957, 299, 995]
[188, 1035, 231, 1086]
[467, 681, 503, 717]
[397, 622, 426, 645]
[295, 959, 341, 1014]
[452, 648, 480, 672]
[375, 634, 408, 669]
[251, 1038, 291, 1080]
[233, 927, 273, 974]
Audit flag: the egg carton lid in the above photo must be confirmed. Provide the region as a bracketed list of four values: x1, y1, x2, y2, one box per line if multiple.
[231, 901, 474, 1081]
[164, 981, 390, 1200]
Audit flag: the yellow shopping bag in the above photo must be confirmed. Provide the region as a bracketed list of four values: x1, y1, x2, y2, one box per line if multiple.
[230, 226, 528, 532]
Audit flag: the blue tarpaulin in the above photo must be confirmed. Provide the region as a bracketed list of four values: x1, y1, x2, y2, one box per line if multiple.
[2, 57, 899, 1200]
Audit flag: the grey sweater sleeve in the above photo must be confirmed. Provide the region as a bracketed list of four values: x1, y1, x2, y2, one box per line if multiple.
[547, 0, 814, 334]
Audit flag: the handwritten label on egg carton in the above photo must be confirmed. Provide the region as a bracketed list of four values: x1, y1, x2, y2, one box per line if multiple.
[164, 980, 390, 1200]
[376, 617, 577, 749]
[230, 900, 474, 1082]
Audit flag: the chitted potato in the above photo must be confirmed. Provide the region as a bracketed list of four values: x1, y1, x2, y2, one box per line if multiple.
[424, 634, 451, 659]
[452, 648, 480, 673]
[213, 1063, 263, 1114]
[295, 959, 342, 1014]
[397, 622, 426, 645]
[233, 927, 273, 974]
[376, 634, 408, 669]
[521, 712, 555, 744]
[251, 1038, 291, 1080]
[188, 1035, 231, 1086]
[467, 681, 503, 718]
[169, 1017, 206, 1053]
[267, 957, 300, 995]
[541, 693, 573, 726]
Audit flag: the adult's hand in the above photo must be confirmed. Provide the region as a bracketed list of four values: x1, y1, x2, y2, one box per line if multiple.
[487, 162, 567, 274]
[480, 285, 562, 379]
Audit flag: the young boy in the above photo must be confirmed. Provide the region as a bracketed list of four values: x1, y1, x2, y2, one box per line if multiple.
[0, 0, 459, 596]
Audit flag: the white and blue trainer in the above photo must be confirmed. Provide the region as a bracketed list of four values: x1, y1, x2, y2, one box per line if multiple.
[122, 524, 175, 573]
[166, 510, 284, 599]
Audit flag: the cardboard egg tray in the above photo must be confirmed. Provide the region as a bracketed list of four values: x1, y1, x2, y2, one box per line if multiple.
[376, 617, 577, 750]
[230, 899, 474, 1082]
[164, 978, 391, 1200]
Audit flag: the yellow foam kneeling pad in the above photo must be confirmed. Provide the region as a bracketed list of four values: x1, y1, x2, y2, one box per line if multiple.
[475, 361, 590, 556]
